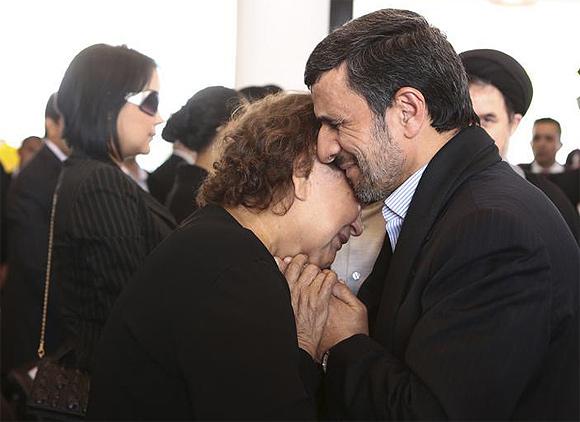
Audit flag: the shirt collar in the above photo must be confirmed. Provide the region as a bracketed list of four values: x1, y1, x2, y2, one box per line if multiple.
[383, 164, 427, 222]
[173, 149, 196, 165]
[44, 139, 67, 162]
[531, 160, 564, 174]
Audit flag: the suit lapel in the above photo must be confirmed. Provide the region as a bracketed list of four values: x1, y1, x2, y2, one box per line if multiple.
[371, 126, 500, 348]
[357, 236, 392, 335]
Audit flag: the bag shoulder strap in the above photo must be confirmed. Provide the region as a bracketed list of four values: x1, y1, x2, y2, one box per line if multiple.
[37, 171, 64, 359]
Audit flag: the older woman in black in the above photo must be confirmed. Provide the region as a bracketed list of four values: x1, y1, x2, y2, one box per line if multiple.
[52, 44, 176, 373]
[88, 93, 363, 420]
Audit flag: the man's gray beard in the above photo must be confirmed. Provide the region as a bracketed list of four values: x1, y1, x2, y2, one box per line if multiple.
[351, 120, 406, 205]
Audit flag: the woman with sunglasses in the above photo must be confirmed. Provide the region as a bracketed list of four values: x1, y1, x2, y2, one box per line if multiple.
[51, 44, 176, 374]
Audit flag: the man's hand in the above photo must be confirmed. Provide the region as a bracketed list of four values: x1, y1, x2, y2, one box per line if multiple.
[317, 282, 369, 361]
[279, 254, 338, 361]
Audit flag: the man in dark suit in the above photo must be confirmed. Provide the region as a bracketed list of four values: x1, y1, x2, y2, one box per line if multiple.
[519, 117, 565, 174]
[285, 8, 579, 420]
[0, 162, 10, 289]
[1, 94, 69, 374]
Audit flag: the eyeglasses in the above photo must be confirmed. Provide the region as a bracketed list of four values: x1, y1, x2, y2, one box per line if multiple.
[125, 90, 159, 117]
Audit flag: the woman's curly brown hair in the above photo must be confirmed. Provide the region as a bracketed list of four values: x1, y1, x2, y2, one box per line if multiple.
[198, 92, 320, 214]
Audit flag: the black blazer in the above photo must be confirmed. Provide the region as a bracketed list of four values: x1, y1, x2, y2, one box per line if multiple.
[147, 153, 185, 205]
[525, 172, 579, 242]
[1, 145, 64, 373]
[0, 161, 9, 264]
[517, 162, 532, 173]
[325, 127, 579, 420]
[548, 168, 580, 209]
[88, 205, 321, 421]
[165, 163, 208, 223]
[52, 153, 176, 371]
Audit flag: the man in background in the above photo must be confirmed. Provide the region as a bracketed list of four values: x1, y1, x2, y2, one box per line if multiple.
[460, 49, 578, 241]
[14, 136, 42, 175]
[1, 93, 69, 375]
[519, 117, 565, 174]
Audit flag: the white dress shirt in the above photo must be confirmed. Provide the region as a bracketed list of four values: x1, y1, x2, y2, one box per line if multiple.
[530, 161, 565, 174]
[382, 165, 427, 251]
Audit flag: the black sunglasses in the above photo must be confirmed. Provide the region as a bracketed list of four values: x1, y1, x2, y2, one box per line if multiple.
[124, 90, 159, 116]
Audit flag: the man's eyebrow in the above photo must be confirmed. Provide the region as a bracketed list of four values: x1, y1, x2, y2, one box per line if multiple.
[317, 114, 343, 125]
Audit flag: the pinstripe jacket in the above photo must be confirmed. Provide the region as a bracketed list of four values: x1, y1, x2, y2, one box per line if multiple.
[52, 152, 176, 371]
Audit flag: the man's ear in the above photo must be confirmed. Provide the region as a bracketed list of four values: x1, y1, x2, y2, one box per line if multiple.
[390, 87, 427, 138]
[509, 113, 523, 136]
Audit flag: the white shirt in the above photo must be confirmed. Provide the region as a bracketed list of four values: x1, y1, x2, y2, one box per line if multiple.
[332, 201, 385, 294]
[45, 139, 67, 162]
[530, 161, 565, 174]
[382, 165, 428, 251]
[173, 149, 196, 165]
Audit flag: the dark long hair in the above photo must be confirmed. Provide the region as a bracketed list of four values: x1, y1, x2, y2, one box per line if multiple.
[57, 43, 156, 161]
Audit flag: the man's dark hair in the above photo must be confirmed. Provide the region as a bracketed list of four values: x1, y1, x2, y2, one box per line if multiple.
[44, 92, 61, 138]
[534, 117, 561, 137]
[57, 43, 156, 161]
[304, 8, 478, 132]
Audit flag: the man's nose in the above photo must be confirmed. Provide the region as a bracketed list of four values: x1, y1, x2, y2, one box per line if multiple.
[317, 126, 341, 164]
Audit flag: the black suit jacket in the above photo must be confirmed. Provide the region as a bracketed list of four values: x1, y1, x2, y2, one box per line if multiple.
[52, 153, 176, 371]
[165, 163, 208, 223]
[147, 153, 185, 205]
[88, 205, 321, 420]
[548, 169, 580, 209]
[1, 145, 64, 373]
[525, 172, 579, 242]
[517, 162, 532, 173]
[326, 127, 579, 420]
[0, 161, 10, 264]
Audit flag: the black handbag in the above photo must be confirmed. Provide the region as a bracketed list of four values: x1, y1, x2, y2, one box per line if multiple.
[25, 176, 90, 420]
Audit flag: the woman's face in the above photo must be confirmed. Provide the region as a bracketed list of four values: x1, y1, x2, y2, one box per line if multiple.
[289, 158, 363, 268]
[116, 69, 163, 158]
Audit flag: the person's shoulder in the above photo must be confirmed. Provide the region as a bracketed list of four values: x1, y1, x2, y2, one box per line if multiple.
[464, 161, 546, 208]
[69, 156, 135, 189]
[13, 146, 60, 183]
[183, 206, 266, 255]
[61, 157, 142, 212]
[150, 154, 183, 177]
[157, 205, 272, 277]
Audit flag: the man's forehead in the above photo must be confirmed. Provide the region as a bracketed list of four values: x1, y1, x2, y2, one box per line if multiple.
[312, 67, 366, 115]
[534, 122, 558, 132]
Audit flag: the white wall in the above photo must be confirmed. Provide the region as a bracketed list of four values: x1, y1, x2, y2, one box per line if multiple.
[5, 0, 575, 170]
[235, 0, 330, 91]
[0, 0, 238, 171]
[354, 0, 580, 165]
